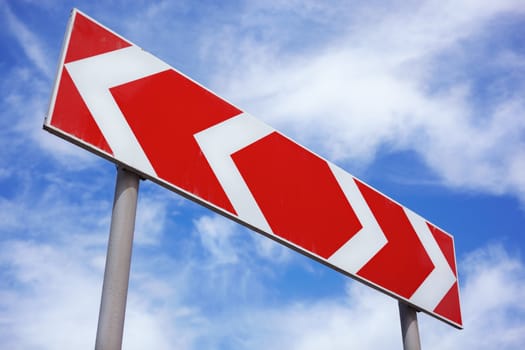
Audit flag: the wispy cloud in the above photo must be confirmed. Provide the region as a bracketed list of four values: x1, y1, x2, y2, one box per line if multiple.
[197, 0, 525, 202]
[2, 214, 523, 350]
[193, 215, 241, 265]
[134, 188, 170, 246]
[0, 239, 102, 349]
[5, 0, 524, 200]
[1, 2, 53, 79]
[193, 213, 291, 268]
[239, 244, 525, 350]
[0, 47, 98, 171]
[421, 244, 525, 349]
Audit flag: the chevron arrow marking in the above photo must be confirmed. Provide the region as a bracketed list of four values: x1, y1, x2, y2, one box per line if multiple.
[194, 113, 274, 230]
[65, 46, 170, 175]
[327, 164, 388, 274]
[405, 209, 457, 311]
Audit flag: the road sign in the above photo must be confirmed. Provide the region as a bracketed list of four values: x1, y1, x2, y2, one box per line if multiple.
[45, 9, 462, 328]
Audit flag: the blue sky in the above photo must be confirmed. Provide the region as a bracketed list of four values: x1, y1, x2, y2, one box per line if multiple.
[1, 0, 525, 349]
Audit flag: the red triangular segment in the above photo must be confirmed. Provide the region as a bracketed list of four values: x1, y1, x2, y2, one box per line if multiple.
[427, 223, 457, 276]
[50, 68, 113, 155]
[64, 11, 131, 63]
[434, 282, 462, 327]
[110, 69, 238, 214]
[355, 179, 435, 299]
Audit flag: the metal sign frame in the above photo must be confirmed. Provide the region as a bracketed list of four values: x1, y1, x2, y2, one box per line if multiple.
[44, 8, 463, 341]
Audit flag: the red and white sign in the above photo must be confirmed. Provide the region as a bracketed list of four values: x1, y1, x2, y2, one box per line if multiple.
[45, 9, 462, 328]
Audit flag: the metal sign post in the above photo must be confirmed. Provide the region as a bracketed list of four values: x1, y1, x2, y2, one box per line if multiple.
[95, 167, 140, 350]
[399, 301, 422, 350]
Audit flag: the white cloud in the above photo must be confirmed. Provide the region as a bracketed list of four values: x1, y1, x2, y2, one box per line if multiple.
[250, 232, 291, 264]
[420, 245, 525, 350]
[228, 283, 400, 350]
[1, 176, 523, 350]
[0, 60, 100, 172]
[199, 0, 525, 202]
[193, 213, 291, 267]
[134, 190, 169, 246]
[193, 214, 241, 265]
[0, 166, 196, 349]
[0, 4, 108, 171]
[0, 240, 102, 349]
[0, 237, 202, 350]
[0, 176, 110, 241]
[1, 2, 53, 79]
[192, 243, 525, 350]
[5, 0, 524, 201]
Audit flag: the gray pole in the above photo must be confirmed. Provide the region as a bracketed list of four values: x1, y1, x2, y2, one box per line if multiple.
[95, 167, 140, 350]
[398, 301, 422, 350]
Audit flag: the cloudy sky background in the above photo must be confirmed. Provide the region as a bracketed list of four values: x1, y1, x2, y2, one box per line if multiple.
[1, 0, 525, 349]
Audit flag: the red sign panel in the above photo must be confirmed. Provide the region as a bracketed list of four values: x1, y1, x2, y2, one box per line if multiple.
[44, 9, 462, 328]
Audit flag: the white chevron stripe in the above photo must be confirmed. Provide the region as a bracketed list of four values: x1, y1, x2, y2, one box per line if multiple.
[194, 113, 275, 231]
[405, 209, 456, 310]
[327, 164, 388, 273]
[65, 45, 171, 175]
